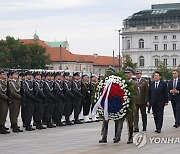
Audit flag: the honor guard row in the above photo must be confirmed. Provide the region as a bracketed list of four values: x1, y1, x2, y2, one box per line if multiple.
[0, 69, 100, 134]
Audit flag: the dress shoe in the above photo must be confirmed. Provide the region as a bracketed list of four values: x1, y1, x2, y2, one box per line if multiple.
[155, 130, 161, 133]
[143, 128, 146, 131]
[113, 137, 120, 143]
[5, 127, 9, 130]
[66, 121, 74, 125]
[133, 128, 139, 132]
[26, 126, 36, 131]
[99, 139, 107, 143]
[0, 127, 10, 134]
[173, 123, 179, 128]
[127, 137, 133, 144]
[74, 120, 83, 124]
[47, 123, 56, 128]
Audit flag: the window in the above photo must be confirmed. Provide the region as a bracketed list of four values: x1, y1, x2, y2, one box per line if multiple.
[86, 65, 88, 72]
[173, 58, 177, 66]
[173, 35, 176, 39]
[89, 65, 92, 72]
[173, 44, 176, 50]
[139, 56, 144, 67]
[139, 39, 144, 49]
[155, 59, 159, 67]
[163, 59, 168, 66]
[164, 44, 167, 50]
[154, 36, 158, 40]
[155, 44, 158, 50]
[127, 40, 130, 49]
[163, 35, 167, 40]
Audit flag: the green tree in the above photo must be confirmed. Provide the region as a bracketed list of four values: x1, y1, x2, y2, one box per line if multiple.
[0, 36, 51, 69]
[122, 54, 137, 71]
[155, 61, 172, 80]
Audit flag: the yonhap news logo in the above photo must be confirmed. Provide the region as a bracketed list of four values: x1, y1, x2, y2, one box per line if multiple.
[133, 132, 180, 148]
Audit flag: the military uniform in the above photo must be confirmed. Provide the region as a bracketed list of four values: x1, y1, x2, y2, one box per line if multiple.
[0, 74, 10, 134]
[8, 74, 23, 132]
[134, 76, 148, 131]
[33, 77, 46, 129]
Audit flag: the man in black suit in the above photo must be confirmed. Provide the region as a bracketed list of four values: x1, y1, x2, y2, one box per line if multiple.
[168, 70, 180, 128]
[147, 71, 168, 133]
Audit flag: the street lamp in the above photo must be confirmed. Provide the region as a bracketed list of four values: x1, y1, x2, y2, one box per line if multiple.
[115, 29, 121, 72]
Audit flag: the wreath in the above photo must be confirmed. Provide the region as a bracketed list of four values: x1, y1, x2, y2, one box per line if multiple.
[92, 72, 135, 121]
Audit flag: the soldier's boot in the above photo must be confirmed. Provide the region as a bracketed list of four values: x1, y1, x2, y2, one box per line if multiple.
[12, 123, 23, 133]
[127, 126, 133, 144]
[0, 125, 10, 134]
[99, 124, 108, 143]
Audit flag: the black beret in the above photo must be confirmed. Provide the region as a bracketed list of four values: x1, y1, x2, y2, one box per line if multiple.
[10, 71, 19, 76]
[25, 71, 32, 76]
[41, 71, 46, 77]
[82, 74, 88, 78]
[0, 70, 6, 75]
[55, 72, 63, 77]
[45, 72, 51, 77]
[33, 72, 41, 77]
[73, 72, 80, 76]
[63, 72, 70, 76]
[107, 66, 116, 72]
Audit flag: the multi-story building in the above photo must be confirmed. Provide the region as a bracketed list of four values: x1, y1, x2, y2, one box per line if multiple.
[121, 3, 180, 76]
[21, 33, 120, 75]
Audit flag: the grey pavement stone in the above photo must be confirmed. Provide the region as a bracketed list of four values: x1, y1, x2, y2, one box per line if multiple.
[0, 105, 179, 154]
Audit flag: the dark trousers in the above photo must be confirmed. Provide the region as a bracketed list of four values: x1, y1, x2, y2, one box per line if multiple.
[64, 99, 72, 122]
[134, 104, 147, 129]
[44, 102, 54, 125]
[152, 104, 164, 130]
[33, 102, 44, 125]
[114, 120, 123, 139]
[0, 101, 8, 126]
[54, 101, 65, 123]
[83, 100, 91, 116]
[127, 111, 134, 139]
[171, 98, 180, 124]
[101, 120, 109, 140]
[72, 99, 81, 121]
[24, 102, 34, 127]
[9, 102, 21, 125]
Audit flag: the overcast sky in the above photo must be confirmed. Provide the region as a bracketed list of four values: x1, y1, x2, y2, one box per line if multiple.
[0, 0, 178, 56]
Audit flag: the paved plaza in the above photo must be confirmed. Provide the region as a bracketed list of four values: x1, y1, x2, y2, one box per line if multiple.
[0, 105, 179, 154]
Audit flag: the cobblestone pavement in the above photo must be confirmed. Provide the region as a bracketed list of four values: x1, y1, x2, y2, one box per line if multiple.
[0, 105, 179, 154]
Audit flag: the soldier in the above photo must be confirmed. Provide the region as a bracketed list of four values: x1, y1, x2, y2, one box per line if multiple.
[133, 70, 148, 132]
[72, 72, 84, 124]
[81, 74, 92, 123]
[0, 70, 10, 134]
[8, 71, 23, 132]
[63, 72, 74, 125]
[23, 71, 36, 131]
[53, 72, 66, 126]
[33, 72, 46, 129]
[43, 72, 56, 128]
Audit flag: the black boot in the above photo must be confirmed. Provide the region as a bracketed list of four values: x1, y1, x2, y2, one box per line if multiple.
[0, 125, 10, 134]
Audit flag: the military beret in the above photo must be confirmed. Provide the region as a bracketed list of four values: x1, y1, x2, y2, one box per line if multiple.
[25, 71, 32, 76]
[107, 66, 116, 72]
[55, 72, 63, 77]
[45, 72, 51, 77]
[73, 72, 80, 77]
[63, 72, 70, 76]
[124, 67, 133, 73]
[10, 70, 19, 76]
[91, 74, 98, 78]
[33, 72, 41, 77]
[135, 69, 142, 74]
[41, 71, 46, 77]
[82, 74, 88, 78]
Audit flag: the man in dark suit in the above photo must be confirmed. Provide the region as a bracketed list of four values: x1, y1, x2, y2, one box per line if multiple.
[168, 69, 180, 128]
[147, 71, 168, 133]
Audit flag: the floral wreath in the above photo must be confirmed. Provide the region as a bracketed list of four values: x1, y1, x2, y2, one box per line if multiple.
[92, 72, 134, 121]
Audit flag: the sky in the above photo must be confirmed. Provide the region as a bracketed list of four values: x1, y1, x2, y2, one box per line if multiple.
[0, 0, 178, 56]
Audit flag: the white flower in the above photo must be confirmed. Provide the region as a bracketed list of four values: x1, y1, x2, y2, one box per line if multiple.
[122, 80, 125, 83]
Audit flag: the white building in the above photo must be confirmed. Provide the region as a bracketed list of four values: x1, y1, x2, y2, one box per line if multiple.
[121, 3, 180, 76]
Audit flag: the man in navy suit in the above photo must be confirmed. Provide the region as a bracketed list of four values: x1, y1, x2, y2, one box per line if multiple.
[168, 70, 180, 128]
[147, 71, 168, 133]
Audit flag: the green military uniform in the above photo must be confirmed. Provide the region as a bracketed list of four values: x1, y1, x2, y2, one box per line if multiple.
[9, 79, 22, 131]
[134, 77, 148, 131]
[0, 79, 9, 134]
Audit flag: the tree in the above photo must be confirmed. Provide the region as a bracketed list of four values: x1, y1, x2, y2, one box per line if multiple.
[155, 61, 172, 80]
[0, 36, 51, 69]
[122, 54, 137, 71]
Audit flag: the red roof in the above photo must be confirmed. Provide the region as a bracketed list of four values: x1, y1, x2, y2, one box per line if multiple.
[21, 39, 121, 66]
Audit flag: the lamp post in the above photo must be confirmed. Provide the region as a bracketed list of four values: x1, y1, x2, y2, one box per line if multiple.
[59, 45, 62, 70]
[118, 29, 121, 72]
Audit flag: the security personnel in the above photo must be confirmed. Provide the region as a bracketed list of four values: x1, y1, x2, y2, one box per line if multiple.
[23, 71, 36, 131]
[81, 74, 92, 123]
[72, 72, 84, 124]
[53, 72, 66, 126]
[43, 72, 56, 128]
[63, 72, 74, 125]
[8, 71, 23, 132]
[134, 70, 148, 132]
[33, 72, 46, 129]
[0, 70, 10, 134]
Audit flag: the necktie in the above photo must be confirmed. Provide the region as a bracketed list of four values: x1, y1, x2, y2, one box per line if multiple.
[173, 80, 177, 89]
[155, 82, 158, 89]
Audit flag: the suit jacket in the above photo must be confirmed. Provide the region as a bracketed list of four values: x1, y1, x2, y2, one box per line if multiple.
[134, 78, 148, 105]
[148, 80, 168, 106]
[168, 78, 180, 101]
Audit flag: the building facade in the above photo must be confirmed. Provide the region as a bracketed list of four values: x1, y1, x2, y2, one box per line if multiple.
[121, 3, 180, 76]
